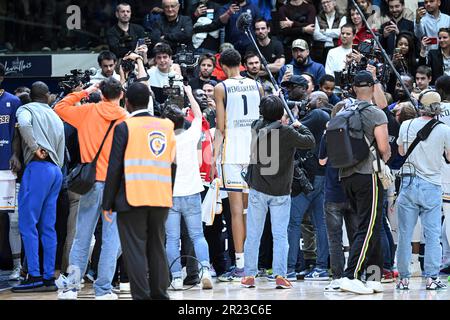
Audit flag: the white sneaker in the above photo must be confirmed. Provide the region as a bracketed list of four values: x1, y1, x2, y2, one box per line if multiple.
[340, 277, 374, 295]
[58, 288, 78, 300]
[95, 292, 118, 300]
[201, 269, 213, 290]
[411, 261, 422, 277]
[119, 282, 130, 292]
[170, 277, 183, 290]
[9, 266, 22, 281]
[324, 279, 342, 292]
[365, 281, 384, 293]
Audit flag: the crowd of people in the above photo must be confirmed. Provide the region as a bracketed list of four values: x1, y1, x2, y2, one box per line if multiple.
[2, 0, 450, 300]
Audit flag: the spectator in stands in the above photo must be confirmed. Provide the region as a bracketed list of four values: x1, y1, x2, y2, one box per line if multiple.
[150, 0, 194, 54]
[218, 0, 260, 55]
[147, 43, 183, 104]
[191, 0, 224, 55]
[414, 65, 433, 94]
[242, 52, 275, 95]
[419, 27, 450, 84]
[278, 0, 316, 59]
[391, 32, 418, 77]
[189, 54, 217, 90]
[90, 51, 121, 84]
[12, 82, 64, 293]
[388, 74, 415, 111]
[343, 4, 375, 46]
[278, 39, 326, 87]
[380, 0, 414, 55]
[312, 0, 347, 65]
[211, 43, 246, 81]
[246, 18, 286, 75]
[379, 0, 414, 25]
[415, 0, 450, 50]
[356, 0, 382, 30]
[325, 24, 356, 77]
[319, 74, 341, 105]
[106, 3, 146, 58]
[54, 78, 128, 300]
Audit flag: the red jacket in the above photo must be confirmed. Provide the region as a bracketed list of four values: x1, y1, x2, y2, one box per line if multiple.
[211, 53, 246, 81]
[186, 110, 213, 183]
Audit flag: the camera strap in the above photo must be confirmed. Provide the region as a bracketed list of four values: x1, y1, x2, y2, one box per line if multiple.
[403, 118, 442, 161]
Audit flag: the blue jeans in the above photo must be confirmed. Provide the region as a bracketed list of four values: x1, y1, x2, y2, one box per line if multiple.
[165, 193, 210, 278]
[69, 182, 121, 296]
[288, 175, 328, 271]
[18, 161, 63, 279]
[396, 176, 442, 278]
[244, 189, 291, 277]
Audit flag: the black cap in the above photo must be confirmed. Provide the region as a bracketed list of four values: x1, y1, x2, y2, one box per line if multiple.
[281, 75, 309, 88]
[353, 70, 375, 87]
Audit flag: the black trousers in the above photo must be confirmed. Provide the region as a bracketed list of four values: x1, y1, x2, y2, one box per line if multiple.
[342, 173, 384, 281]
[117, 207, 170, 300]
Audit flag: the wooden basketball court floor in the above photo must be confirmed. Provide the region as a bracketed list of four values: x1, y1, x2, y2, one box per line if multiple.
[1, 276, 450, 300]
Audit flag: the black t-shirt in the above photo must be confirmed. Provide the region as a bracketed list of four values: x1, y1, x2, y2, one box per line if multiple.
[188, 76, 218, 90]
[246, 38, 285, 64]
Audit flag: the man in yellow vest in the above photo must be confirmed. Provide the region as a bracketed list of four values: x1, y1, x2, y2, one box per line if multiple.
[102, 82, 177, 300]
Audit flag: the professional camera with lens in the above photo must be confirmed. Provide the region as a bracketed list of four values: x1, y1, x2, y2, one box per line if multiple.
[173, 44, 196, 66]
[286, 99, 309, 118]
[337, 39, 390, 96]
[161, 73, 184, 110]
[121, 59, 136, 73]
[58, 69, 93, 93]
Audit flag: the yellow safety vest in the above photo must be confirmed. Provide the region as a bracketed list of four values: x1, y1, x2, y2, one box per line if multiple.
[124, 116, 176, 207]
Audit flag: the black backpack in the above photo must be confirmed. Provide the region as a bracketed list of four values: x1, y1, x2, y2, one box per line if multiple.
[326, 101, 371, 169]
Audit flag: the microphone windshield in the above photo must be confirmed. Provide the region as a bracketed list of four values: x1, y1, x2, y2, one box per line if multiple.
[236, 12, 252, 31]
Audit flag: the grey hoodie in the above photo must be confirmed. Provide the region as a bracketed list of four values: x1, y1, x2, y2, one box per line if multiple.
[16, 102, 65, 167]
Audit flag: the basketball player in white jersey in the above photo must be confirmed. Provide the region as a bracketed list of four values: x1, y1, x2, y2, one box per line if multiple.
[210, 48, 264, 281]
[435, 76, 450, 273]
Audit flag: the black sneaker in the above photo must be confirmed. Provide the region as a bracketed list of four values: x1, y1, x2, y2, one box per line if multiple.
[183, 274, 200, 286]
[11, 276, 44, 293]
[42, 278, 58, 292]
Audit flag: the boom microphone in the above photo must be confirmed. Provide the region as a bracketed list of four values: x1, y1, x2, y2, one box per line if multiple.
[236, 12, 253, 32]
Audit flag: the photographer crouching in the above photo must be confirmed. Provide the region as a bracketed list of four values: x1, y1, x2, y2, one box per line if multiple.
[240, 95, 315, 289]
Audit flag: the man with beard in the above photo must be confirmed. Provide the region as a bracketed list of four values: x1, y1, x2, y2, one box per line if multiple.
[189, 54, 217, 90]
[90, 51, 121, 84]
[242, 52, 275, 96]
[106, 3, 146, 59]
[278, 39, 325, 88]
[387, 74, 415, 111]
[246, 18, 285, 76]
[415, 0, 450, 51]
[380, 0, 414, 55]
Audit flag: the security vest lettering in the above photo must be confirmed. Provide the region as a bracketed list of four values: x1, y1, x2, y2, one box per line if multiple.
[124, 116, 176, 207]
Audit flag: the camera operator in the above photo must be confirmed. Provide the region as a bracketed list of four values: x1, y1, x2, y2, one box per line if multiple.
[284, 75, 331, 281]
[325, 24, 356, 77]
[280, 74, 309, 117]
[90, 51, 121, 84]
[147, 42, 184, 105]
[191, 0, 224, 55]
[106, 3, 146, 59]
[188, 54, 217, 90]
[150, 0, 194, 55]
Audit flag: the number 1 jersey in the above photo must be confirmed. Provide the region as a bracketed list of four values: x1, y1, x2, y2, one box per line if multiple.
[221, 77, 261, 164]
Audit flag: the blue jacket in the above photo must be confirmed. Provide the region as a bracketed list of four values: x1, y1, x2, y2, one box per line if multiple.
[278, 58, 325, 87]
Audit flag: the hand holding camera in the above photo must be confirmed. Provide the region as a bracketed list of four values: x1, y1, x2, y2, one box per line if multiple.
[416, 6, 426, 23]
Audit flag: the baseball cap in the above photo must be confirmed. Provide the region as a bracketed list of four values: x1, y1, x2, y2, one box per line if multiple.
[281, 75, 309, 88]
[419, 89, 441, 107]
[353, 70, 375, 87]
[292, 39, 309, 51]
